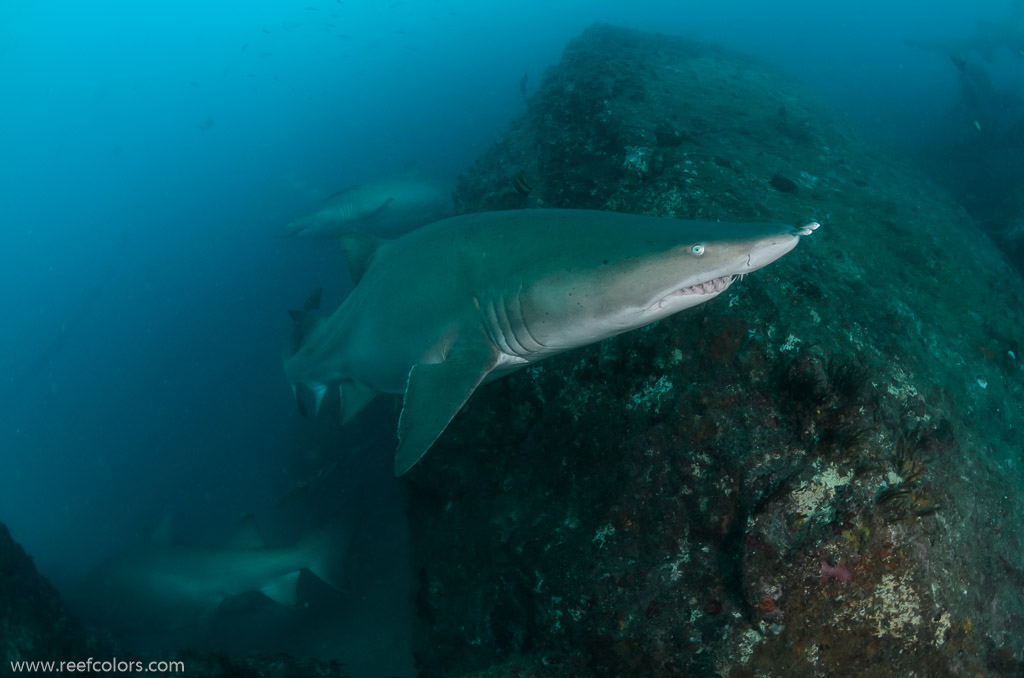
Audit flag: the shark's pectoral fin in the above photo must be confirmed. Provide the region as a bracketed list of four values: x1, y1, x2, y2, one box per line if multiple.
[395, 339, 499, 476]
[260, 571, 301, 606]
[340, 380, 379, 425]
[300, 500, 359, 593]
[338, 232, 384, 285]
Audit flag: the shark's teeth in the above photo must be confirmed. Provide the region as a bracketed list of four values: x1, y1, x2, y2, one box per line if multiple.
[657, 276, 734, 308]
[677, 275, 733, 296]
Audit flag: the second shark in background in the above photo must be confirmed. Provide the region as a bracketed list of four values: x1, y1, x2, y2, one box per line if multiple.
[282, 168, 452, 239]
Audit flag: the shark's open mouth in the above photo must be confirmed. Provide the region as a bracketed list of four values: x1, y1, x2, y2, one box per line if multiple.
[654, 275, 736, 309]
[678, 275, 735, 296]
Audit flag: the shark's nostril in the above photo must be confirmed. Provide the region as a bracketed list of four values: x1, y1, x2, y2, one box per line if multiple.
[284, 209, 805, 476]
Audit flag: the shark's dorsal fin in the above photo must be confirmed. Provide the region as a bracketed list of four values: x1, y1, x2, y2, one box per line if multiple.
[149, 514, 174, 545]
[394, 335, 499, 475]
[322, 184, 360, 203]
[225, 514, 266, 550]
[339, 232, 384, 285]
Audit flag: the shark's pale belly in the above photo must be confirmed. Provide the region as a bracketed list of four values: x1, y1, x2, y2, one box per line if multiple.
[283, 209, 816, 474]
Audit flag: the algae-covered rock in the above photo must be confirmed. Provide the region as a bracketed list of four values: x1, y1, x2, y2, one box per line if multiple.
[406, 24, 1024, 678]
[1, 521, 110, 667]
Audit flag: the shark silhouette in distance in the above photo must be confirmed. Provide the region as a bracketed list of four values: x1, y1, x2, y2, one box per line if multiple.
[283, 209, 819, 476]
[948, 55, 1024, 148]
[906, 2, 1024, 60]
[282, 172, 453, 239]
[73, 509, 355, 633]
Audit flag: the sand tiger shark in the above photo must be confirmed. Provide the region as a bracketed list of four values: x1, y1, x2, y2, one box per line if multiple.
[283, 174, 452, 238]
[284, 209, 818, 475]
[73, 510, 354, 632]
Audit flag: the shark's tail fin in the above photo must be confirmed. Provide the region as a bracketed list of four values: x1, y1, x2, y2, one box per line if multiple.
[296, 499, 359, 592]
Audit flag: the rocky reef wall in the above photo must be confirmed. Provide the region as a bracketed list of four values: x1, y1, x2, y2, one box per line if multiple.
[406, 24, 1024, 678]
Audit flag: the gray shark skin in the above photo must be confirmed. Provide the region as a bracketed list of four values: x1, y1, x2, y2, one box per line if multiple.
[284, 209, 818, 476]
[74, 510, 354, 632]
[283, 176, 453, 238]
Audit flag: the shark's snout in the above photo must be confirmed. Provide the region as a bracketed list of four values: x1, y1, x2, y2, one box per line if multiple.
[746, 222, 819, 271]
[284, 209, 820, 476]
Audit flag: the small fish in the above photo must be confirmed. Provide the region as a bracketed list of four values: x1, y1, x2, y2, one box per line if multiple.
[188, 81, 200, 87]
[241, 42, 249, 51]
[511, 171, 532, 196]
[282, 22, 289, 31]
[262, 27, 271, 34]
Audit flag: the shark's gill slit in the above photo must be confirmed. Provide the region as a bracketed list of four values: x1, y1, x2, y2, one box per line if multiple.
[283, 209, 815, 475]
[513, 291, 544, 353]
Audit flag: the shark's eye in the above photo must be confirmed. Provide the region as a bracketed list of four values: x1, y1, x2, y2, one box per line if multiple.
[691, 244, 705, 256]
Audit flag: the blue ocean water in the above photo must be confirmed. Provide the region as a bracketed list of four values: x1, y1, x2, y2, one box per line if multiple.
[1, 0, 1020, 669]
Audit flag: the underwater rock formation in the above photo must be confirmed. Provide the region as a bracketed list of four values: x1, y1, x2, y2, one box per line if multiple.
[406, 23, 1024, 678]
[1, 522, 112, 668]
[0, 521, 349, 677]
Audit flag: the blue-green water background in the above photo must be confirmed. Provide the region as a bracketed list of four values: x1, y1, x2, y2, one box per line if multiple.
[0, 0, 1019, 590]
